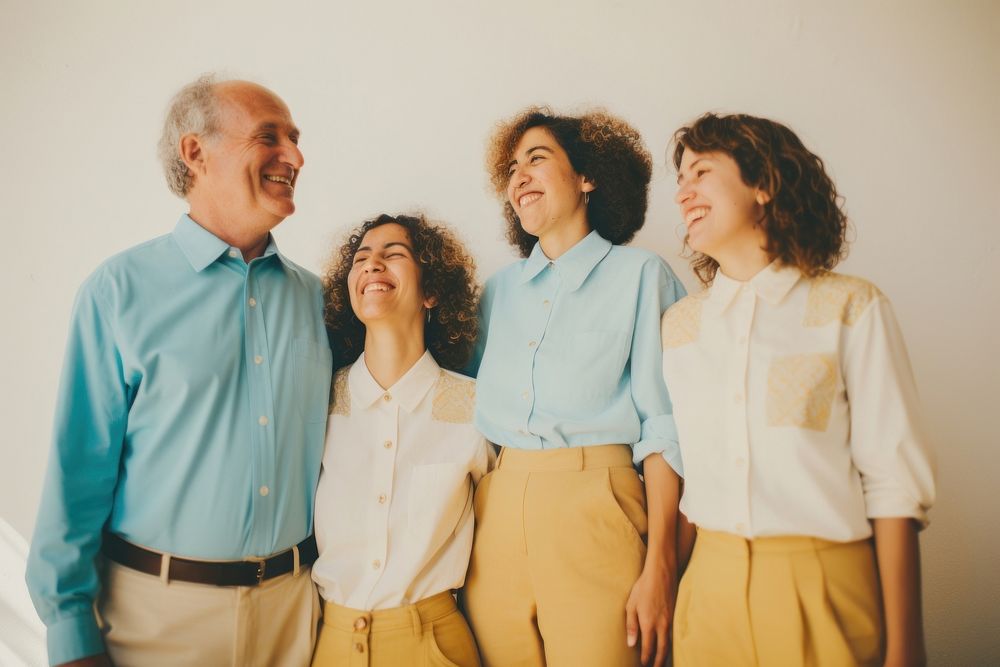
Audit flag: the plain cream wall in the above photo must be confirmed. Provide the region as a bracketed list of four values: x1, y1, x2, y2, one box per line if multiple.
[2, 0, 997, 663]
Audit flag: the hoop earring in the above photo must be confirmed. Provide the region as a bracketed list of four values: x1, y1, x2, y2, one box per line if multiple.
[426, 308, 431, 323]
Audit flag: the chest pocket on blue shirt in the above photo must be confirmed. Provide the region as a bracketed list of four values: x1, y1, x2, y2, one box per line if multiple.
[557, 330, 629, 401]
[294, 336, 333, 423]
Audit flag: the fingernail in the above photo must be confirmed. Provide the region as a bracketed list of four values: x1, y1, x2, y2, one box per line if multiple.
[627, 636, 636, 647]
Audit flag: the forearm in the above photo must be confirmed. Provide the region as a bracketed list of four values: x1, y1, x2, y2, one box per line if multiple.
[872, 517, 926, 666]
[641, 454, 680, 575]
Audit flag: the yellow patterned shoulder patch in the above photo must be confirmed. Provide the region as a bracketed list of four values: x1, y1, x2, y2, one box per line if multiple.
[330, 366, 351, 416]
[803, 273, 883, 327]
[432, 371, 476, 424]
[766, 354, 838, 431]
[661, 292, 708, 349]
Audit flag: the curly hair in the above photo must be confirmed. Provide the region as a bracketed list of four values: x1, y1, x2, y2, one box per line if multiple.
[486, 107, 653, 257]
[672, 113, 848, 285]
[323, 213, 480, 373]
[158, 73, 223, 198]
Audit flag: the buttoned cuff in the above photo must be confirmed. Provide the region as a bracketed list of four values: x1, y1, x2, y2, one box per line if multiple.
[633, 415, 684, 476]
[46, 611, 104, 666]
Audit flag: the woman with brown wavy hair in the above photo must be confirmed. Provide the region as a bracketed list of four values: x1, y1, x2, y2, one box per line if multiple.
[310, 213, 491, 667]
[662, 113, 935, 666]
[464, 108, 686, 667]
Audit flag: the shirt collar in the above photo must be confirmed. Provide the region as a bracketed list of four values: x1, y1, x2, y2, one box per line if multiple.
[518, 230, 612, 291]
[348, 349, 440, 413]
[706, 261, 802, 314]
[172, 214, 282, 272]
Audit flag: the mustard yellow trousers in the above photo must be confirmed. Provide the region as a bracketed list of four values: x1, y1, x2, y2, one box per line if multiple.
[311, 591, 480, 667]
[673, 528, 884, 666]
[463, 445, 647, 667]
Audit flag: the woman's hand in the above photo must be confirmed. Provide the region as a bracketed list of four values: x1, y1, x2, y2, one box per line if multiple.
[626, 560, 675, 667]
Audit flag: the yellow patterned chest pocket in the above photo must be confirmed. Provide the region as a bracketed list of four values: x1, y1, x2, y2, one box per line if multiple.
[766, 354, 838, 431]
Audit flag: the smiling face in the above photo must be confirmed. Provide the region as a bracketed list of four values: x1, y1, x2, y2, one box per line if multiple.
[347, 223, 434, 330]
[191, 82, 304, 235]
[675, 148, 768, 265]
[506, 126, 594, 251]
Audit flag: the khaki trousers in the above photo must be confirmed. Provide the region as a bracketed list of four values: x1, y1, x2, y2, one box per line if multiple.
[97, 559, 319, 667]
[463, 445, 647, 667]
[673, 529, 884, 667]
[311, 591, 480, 667]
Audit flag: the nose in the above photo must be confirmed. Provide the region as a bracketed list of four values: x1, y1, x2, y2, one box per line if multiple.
[508, 164, 529, 193]
[675, 182, 695, 206]
[283, 139, 304, 173]
[362, 255, 385, 273]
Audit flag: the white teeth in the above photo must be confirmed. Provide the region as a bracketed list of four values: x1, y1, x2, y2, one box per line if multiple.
[362, 283, 392, 294]
[519, 193, 542, 207]
[685, 206, 709, 226]
[264, 175, 292, 186]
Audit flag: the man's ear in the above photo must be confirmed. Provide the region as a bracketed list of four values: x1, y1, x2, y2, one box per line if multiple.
[179, 134, 207, 177]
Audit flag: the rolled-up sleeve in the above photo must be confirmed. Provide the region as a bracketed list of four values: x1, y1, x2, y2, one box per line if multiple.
[630, 258, 686, 473]
[843, 297, 935, 527]
[26, 274, 128, 664]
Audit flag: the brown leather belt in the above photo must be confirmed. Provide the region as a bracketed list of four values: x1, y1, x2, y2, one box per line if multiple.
[102, 532, 318, 587]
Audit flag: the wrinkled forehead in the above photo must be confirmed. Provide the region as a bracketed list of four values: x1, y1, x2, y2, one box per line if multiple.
[216, 82, 296, 130]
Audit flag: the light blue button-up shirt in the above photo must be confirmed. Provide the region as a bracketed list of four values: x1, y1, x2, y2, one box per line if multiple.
[470, 231, 685, 469]
[26, 215, 333, 665]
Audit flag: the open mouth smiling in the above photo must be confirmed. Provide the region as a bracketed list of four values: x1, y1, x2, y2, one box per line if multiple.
[263, 174, 293, 187]
[518, 192, 542, 208]
[361, 281, 393, 295]
[685, 206, 709, 227]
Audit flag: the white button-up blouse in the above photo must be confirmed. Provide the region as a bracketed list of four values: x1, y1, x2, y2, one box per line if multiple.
[661, 263, 935, 542]
[312, 351, 493, 610]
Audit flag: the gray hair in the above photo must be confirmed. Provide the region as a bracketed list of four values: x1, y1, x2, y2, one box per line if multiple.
[157, 74, 223, 198]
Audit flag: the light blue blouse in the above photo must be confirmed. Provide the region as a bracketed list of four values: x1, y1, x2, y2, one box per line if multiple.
[469, 230, 685, 469]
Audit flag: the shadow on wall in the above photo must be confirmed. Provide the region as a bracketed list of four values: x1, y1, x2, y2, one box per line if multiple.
[0, 519, 45, 666]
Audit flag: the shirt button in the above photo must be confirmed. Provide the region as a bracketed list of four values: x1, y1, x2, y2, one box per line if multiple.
[382, 393, 391, 402]
[733, 393, 743, 404]
[258, 415, 269, 426]
[228, 249, 239, 258]
[735, 457, 747, 468]
[259, 485, 269, 496]
[254, 355, 263, 365]
[543, 299, 551, 308]
[377, 493, 387, 504]
[354, 617, 367, 631]
[372, 559, 381, 570]
[528, 341, 537, 348]
[383, 440, 393, 449]
[354, 642, 365, 653]
[521, 391, 529, 400]
[248, 297, 257, 307]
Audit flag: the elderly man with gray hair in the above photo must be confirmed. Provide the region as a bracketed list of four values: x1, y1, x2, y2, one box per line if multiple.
[25, 74, 332, 667]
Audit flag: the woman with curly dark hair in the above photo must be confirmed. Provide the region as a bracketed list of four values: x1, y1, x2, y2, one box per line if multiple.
[662, 113, 935, 666]
[311, 214, 491, 667]
[463, 108, 686, 667]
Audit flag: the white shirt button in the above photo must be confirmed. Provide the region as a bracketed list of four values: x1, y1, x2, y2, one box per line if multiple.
[259, 485, 269, 496]
[528, 341, 537, 348]
[228, 249, 239, 258]
[377, 493, 387, 504]
[735, 457, 747, 468]
[733, 393, 744, 404]
[543, 299, 551, 308]
[248, 297, 257, 307]
[522, 391, 529, 400]
[258, 415, 269, 426]
[372, 559, 381, 570]
[383, 440, 393, 449]
[382, 393, 391, 402]
[254, 355, 263, 365]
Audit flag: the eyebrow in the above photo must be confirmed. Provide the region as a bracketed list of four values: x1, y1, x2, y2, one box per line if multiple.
[355, 241, 414, 254]
[254, 121, 301, 137]
[507, 145, 555, 170]
[676, 157, 708, 184]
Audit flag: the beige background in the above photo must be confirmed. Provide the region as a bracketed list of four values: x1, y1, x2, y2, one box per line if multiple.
[2, 0, 997, 664]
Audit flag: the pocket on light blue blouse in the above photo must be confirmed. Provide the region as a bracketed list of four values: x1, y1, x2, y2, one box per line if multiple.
[293, 336, 333, 423]
[559, 330, 629, 399]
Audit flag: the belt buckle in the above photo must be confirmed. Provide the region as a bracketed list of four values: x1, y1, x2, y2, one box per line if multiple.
[256, 560, 266, 584]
